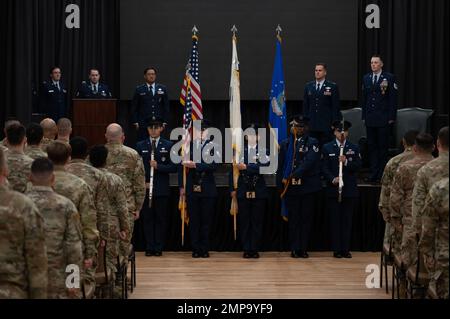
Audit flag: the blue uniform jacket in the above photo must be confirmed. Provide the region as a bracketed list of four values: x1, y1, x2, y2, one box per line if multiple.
[178, 140, 219, 198]
[303, 80, 342, 132]
[136, 137, 177, 197]
[361, 72, 398, 127]
[321, 140, 361, 198]
[38, 80, 68, 121]
[228, 146, 270, 199]
[76, 81, 112, 98]
[277, 134, 322, 196]
[132, 83, 170, 126]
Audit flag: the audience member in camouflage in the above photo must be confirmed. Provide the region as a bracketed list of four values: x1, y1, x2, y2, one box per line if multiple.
[27, 158, 83, 299]
[1, 119, 21, 149]
[104, 124, 145, 255]
[419, 178, 449, 299]
[56, 118, 72, 144]
[47, 141, 99, 282]
[378, 130, 418, 245]
[390, 133, 434, 266]
[4, 123, 33, 193]
[412, 127, 449, 249]
[0, 148, 48, 299]
[67, 137, 109, 241]
[25, 122, 47, 159]
[90, 145, 130, 274]
[40, 118, 57, 152]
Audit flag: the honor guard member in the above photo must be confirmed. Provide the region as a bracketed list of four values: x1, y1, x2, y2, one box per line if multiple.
[362, 55, 398, 183]
[136, 116, 177, 257]
[76, 69, 112, 99]
[132, 67, 170, 141]
[302, 63, 342, 147]
[39, 67, 68, 121]
[322, 120, 361, 258]
[277, 115, 321, 258]
[230, 123, 269, 259]
[179, 119, 219, 258]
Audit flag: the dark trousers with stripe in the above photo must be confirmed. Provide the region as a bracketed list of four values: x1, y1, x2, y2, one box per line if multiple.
[366, 125, 390, 180]
[286, 193, 315, 252]
[238, 199, 265, 252]
[187, 195, 216, 253]
[328, 198, 355, 252]
[142, 194, 168, 252]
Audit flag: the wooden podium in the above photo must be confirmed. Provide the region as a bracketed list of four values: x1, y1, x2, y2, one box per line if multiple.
[72, 99, 117, 147]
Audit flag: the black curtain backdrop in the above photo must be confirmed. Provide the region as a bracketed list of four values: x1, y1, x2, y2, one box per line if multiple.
[0, 0, 119, 128]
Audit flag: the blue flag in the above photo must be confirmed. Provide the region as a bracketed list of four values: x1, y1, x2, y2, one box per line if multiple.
[268, 37, 287, 145]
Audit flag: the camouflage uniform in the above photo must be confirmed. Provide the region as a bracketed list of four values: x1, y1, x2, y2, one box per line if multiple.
[389, 155, 433, 265]
[5, 150, 33, 193]
[0, 184, 48, 299]
[0, 138, 6, 148]
[40, 137, 54, 152]
[53, 165, 99, 285]
[105, 141, 145, 256]
[419, 178, 449, 299]
[25, 145, 47, 160]
[412, 152, 449, 251]
[98, 168, 130, 273]
[378, 148, 414, 246]
[0, 144, 7, 153]
[66, 159, 109, 240]
[27, 185, 83, 299]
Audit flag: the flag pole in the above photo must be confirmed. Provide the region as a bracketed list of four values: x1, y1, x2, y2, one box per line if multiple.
[230, 25, 239, 241]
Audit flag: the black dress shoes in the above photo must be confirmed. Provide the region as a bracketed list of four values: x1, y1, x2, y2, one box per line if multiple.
[145, 251, 154, 256]
[333, 252, 342, 258]
[342, 251, 352, 258]
[154, 251, 162, 257]
[192, 251, 201, 258]
[201, 251, 210, 258]
[243, 252, 252, 259]
[299, 251, 309, 258]
[291, 251, 300, 258]
[252, 252, 260, 259]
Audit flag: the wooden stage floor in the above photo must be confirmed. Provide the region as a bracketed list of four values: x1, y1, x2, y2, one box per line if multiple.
[130, 251, 391, 299]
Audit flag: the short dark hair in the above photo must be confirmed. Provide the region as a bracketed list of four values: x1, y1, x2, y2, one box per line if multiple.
[4, 118, 20, 129]
[26, 123, 44, 145]
[69, 136, 88, 159]
[89, 145, 108, 168]
[415, 133, 434, 152]
[403, 130, 420, 146]
[50, 66, 61, 74]
[47, 141, 71, 165]
[6, 123, 26, 146]
[438, 126, 449, 148]
[371, 54, 383, 62]
[144, 67, 157, 75]
[31, 158, 54, 176]
[315, 63, 327, 70]
[89, 68, 100, 75]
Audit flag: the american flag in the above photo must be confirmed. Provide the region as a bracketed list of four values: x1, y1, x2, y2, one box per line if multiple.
[180, 34, 203, 125]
